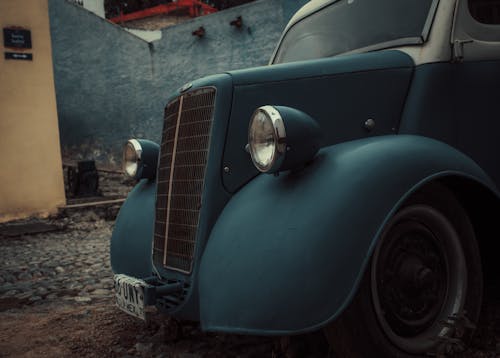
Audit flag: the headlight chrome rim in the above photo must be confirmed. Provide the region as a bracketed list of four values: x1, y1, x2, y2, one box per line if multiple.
[123, 139, 143, 178]
[248, 105, 287, 173]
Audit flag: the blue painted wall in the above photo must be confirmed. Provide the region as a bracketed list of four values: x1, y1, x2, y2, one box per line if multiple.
[49, 0, 307, 168]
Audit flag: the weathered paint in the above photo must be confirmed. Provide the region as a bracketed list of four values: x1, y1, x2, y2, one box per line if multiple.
[49, 0, 154, 168]
[0, 0, 66, 223]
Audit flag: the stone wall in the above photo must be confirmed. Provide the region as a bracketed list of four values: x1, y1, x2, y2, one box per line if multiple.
[49, 0, 307, 169]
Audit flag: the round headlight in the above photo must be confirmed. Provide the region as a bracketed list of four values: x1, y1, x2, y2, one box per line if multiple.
[248, 105, 286, 173]
[123, 139, 142, 178]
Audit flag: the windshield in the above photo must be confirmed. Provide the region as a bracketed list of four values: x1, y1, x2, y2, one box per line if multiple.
[273, 0, 437, 64]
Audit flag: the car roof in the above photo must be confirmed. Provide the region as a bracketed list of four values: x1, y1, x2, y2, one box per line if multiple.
[285, 0, 336, 34]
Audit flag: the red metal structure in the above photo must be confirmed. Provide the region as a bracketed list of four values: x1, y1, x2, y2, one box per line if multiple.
[109, 0, 217, 23]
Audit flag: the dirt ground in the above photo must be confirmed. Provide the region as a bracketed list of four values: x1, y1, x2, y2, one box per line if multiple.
[0, 298, 278, 358]
[0, 299, 130, 358]
[1, 291, 499, 358]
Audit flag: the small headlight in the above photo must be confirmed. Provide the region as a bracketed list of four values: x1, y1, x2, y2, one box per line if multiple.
[248, 105, 286, 173]
[123, 139, 142, 178]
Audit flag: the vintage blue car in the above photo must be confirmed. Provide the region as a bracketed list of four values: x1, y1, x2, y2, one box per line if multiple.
[111, 0, 500, 356]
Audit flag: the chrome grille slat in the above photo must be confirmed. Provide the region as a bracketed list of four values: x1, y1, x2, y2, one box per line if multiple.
[153, 88, 216, 274]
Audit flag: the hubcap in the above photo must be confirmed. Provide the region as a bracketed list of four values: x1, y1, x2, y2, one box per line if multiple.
[371, 205, 467, 354]
[377, 228, 447, 337]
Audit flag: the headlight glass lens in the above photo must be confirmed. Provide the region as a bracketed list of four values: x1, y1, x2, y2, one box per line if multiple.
[122, 140, 141, 178]
[249, 110, 276, 171]
[248, 106, 286, 173]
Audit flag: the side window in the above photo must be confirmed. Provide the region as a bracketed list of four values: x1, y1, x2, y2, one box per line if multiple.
[468, 0, 500, 24]
[451, 0, 500, 61]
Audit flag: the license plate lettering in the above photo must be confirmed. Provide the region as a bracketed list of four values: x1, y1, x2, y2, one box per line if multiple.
[114, 274, 150, 320]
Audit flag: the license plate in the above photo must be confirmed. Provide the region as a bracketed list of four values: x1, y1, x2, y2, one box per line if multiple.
[114, 274, 149, 320]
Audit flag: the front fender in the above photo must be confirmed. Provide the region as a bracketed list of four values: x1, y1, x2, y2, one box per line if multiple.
[199, 135, 497, 335]
[110, 179, 155, 278]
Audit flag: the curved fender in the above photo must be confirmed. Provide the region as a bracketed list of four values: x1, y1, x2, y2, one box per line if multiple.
[110, 179, 155, 278]
[199, 135, 498, 335]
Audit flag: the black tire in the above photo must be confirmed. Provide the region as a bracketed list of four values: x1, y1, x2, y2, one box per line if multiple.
[324, 184, 483, 357]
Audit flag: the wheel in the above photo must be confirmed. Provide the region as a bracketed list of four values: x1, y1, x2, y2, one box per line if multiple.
[324, 185, 483, 357]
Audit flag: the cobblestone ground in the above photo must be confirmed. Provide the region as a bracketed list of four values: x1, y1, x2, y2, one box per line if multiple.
[0, 171, 131, 309]
[0, 215, 113, 306]
[0, 206, 499, 357]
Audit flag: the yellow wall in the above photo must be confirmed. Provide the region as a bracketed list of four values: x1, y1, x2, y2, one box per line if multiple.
[0, 0, 65, 222]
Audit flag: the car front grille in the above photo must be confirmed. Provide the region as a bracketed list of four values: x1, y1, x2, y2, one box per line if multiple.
[153, 87, 216, 274]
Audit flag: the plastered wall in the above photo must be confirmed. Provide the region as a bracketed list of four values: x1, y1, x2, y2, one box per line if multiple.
[0, 0, 66, 222]
[49, 0, 307, 168]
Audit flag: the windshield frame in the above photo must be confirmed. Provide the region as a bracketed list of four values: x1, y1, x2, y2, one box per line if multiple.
[270, 0, 440, 64]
